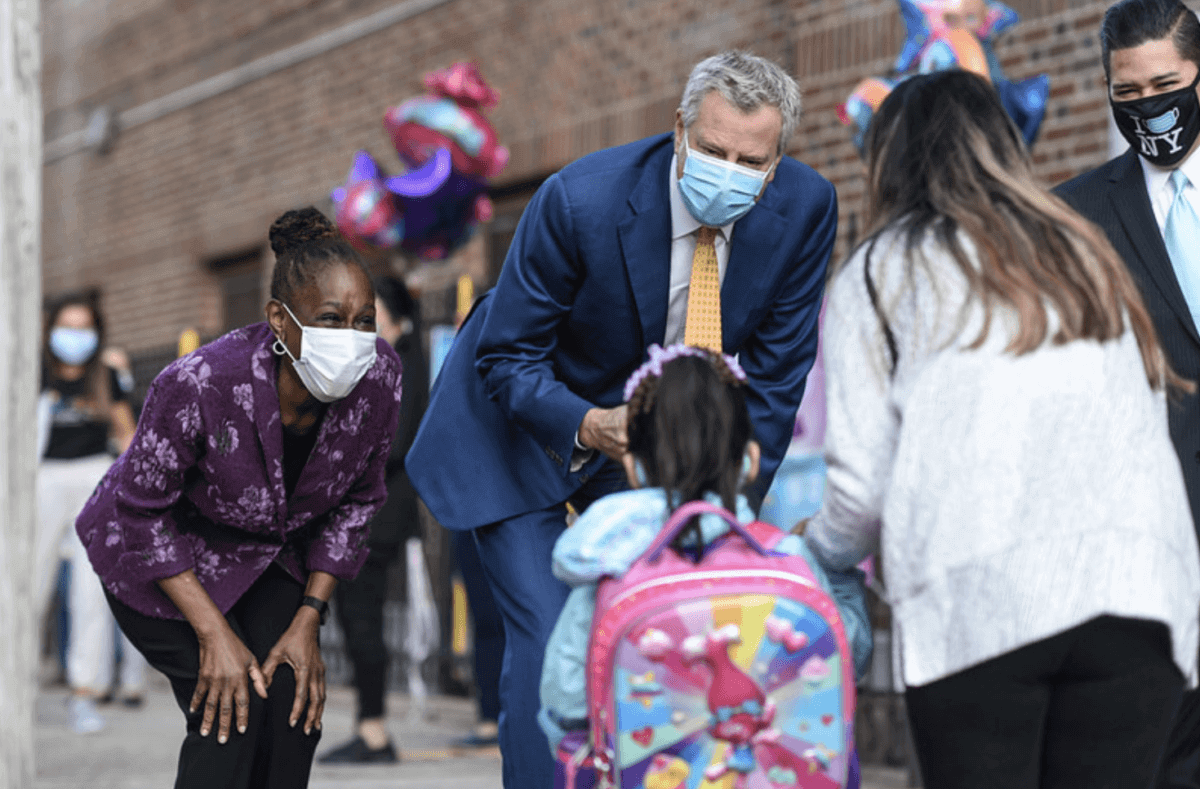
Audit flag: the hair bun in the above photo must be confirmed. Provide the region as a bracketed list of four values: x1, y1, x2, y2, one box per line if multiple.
[269, 207, 339, 257]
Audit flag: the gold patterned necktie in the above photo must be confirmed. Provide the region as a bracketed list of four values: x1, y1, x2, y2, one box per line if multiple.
[683, 226, 722, 352]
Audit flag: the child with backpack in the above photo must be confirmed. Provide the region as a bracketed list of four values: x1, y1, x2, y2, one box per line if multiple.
[538, 344, 873, 789]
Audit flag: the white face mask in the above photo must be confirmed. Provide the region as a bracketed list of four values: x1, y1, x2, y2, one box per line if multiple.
[274, 302, 378, 403]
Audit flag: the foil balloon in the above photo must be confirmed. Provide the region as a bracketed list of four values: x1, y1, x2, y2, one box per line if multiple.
[389, 148, 491, 260]
[385, 61, 510, 179]
[332, 151, 405, 250]
[839, 77, 899, 153]
[840, 0, 1050, 153]
[330, 61, 508, 259]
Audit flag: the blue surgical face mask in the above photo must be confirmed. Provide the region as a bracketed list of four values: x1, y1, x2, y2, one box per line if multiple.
[677, 129, 774, 227]
[49, 327, 99, 366]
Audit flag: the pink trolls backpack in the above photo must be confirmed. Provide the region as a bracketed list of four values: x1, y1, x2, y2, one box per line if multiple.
[555, 500, 857, 789]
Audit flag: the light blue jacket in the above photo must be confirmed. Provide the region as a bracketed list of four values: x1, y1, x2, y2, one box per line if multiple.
[537, 488, 873, 753]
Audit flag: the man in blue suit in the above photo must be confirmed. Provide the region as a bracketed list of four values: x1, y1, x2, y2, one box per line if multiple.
[407, 51, 837, 786]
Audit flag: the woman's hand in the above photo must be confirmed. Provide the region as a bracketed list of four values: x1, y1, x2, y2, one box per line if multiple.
[156, 569, 268, 745]
[192, 624, 269, 743]
[261, 608, 326, 735]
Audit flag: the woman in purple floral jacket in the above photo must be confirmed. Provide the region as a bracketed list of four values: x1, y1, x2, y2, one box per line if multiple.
[75, 208, 402, 789]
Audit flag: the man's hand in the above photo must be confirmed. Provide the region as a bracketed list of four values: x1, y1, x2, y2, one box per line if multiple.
[578, 405, 629, 462]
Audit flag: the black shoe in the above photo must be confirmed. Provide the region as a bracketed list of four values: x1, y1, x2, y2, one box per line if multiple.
[317, 736, 399, 764]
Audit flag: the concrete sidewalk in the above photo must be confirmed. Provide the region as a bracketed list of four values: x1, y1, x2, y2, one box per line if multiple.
[34, 676, 913, 788]
[35, 675, 502, 789]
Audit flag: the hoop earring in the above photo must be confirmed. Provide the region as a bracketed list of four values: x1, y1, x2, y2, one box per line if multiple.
[272, 337, 288, 357]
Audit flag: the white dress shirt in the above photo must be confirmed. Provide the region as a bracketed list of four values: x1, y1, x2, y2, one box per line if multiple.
[1141, 149, 1200, 232]
[664, 154, 737, 346]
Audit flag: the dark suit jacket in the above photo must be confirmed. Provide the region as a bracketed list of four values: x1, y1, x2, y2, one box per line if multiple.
[1057, 149, 1200, 530]
[407, 132, 838, 531]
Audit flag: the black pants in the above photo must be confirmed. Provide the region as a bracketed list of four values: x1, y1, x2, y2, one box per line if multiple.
[108, 564, 320, 789]
[905, 615, 1183, 789]
[333, 545, 395, 721]
[1155, 672, 1200, 787]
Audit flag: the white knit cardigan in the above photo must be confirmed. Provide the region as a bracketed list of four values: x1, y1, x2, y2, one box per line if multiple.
[805, 228, 1200, 688]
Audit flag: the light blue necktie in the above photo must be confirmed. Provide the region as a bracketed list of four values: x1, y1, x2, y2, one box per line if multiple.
[1165, 169, 1200, 330]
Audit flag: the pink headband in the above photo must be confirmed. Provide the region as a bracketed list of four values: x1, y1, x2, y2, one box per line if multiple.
[623, 343, 748, 402]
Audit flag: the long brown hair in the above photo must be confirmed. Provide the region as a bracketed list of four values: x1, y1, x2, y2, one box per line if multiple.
[43, 290, 112, 417]
[853, 70, 1187, 392]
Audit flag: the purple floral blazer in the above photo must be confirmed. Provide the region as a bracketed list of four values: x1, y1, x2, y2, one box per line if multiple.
[76, 323, 403, 618]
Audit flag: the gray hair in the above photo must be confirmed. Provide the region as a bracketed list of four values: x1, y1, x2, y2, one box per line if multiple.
[678, 51, 802, 156]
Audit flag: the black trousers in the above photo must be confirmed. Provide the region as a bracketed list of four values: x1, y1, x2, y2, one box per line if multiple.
[108, 564, 320, 789]
[1156, 673, 1200, 787]
[332, 545, 395, 721]
[905, 615, 1183, 789]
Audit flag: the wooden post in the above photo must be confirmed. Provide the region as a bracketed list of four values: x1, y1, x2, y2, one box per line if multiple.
[0, 0, 41, 785]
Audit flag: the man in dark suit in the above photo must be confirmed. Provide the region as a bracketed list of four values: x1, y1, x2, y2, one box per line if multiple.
[1057, 1, 1200, 784]
[407, 51, 837, 786]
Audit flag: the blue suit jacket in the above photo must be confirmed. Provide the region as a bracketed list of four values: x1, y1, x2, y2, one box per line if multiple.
[407, 133, 837, 530]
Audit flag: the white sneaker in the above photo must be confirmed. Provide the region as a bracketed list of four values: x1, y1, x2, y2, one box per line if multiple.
[68, 696, 105, 735]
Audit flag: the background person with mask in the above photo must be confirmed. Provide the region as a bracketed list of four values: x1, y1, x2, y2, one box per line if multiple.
[74, 207, 402, 789]
[1057, 2, 1200, 784]
[319, 275, 427, 764]
[407, 50, 837, 786]
[36, 290, 140, 734]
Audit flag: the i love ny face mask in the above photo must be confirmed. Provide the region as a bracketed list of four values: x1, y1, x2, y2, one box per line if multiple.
[1111, 70, 1200, 167]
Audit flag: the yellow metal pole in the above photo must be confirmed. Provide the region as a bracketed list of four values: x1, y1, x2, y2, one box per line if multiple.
[177, 328, 200, 357]
[455, 275, 474, 329]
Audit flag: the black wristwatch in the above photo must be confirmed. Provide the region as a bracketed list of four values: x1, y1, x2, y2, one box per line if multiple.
[299, 596, 329, 625]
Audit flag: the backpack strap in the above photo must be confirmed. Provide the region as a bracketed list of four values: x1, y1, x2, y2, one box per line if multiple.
[643, 500, 771, 562]
[744, 520, 787, 549]
[560, 735, 595, 789]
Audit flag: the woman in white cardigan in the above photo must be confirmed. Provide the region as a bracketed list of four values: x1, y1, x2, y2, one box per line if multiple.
[805, 70, 1200, 788]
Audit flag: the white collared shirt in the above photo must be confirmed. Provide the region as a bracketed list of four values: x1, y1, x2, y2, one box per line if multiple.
[1141, 150, 1200, 232]
[664, 154, 737, 346]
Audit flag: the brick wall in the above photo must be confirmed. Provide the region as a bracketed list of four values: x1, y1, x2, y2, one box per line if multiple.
[43, 0, 1125, 353]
